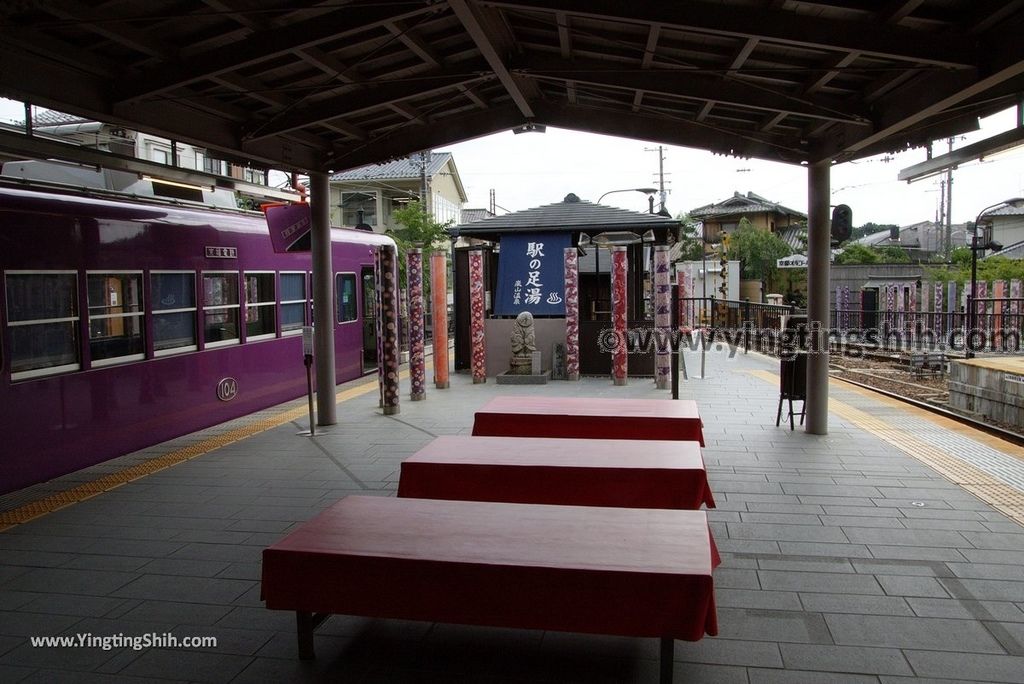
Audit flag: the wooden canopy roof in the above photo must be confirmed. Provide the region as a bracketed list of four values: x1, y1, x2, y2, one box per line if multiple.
[1, 1, 1022, 174]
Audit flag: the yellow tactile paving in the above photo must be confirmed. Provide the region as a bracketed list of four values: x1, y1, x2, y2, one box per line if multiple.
[0, 369, 405, 529]
[746, 369, 1024, 527]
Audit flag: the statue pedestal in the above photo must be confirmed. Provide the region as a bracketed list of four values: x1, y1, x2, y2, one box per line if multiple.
[496, 370, 551, 385]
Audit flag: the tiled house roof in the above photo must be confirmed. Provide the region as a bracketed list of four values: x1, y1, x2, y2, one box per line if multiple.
[454, 193, 679, 235]
[330, 152, 452, 182]
[689, 191, 806, 221]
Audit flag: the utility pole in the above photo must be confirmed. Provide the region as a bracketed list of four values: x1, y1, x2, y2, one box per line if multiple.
[645, 145, 670, 213]
[489, 188, 495, 215]
[945, 137, 953, 258]
[419, 149, 431, 215]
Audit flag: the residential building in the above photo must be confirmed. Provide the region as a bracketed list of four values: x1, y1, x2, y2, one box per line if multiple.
[328, 152, 467, 233]
[688, 191, 806, 244]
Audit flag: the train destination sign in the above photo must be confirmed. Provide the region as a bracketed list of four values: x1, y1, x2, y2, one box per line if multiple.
[263, 202, 312, 252]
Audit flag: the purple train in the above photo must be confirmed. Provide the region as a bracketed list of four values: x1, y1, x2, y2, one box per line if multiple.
[0, 170, 391, 494]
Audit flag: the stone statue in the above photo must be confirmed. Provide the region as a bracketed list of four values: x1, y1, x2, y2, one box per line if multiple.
[510, 311, 537, 375]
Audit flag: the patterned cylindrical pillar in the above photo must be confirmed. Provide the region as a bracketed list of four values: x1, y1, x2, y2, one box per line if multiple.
[563, 247, 580, 381]
[407, 248, 425, 401]
[1011, 279, 1021, 336]
[375, 248, 384, 407]
[994, 280, 1005, 350]
[611, 245, 628, 386]
[947, 281, 957, 340]
[430, 251, 449, 389]
[469, 249, 487, 383]
[654, 245, 671, 389]
[379, 244, 400, 414]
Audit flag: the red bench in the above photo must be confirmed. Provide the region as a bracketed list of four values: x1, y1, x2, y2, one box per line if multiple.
[397, 435, 715, 510]
[472, 396, 705, 446]
[262, 496, 719, 683]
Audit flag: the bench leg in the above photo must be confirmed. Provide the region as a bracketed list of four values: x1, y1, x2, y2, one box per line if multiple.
[660, 637, 674, 684]
[297, 611, 329, 660]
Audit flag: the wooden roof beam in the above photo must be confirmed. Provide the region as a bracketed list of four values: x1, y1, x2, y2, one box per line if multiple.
[449, 0, 536, 119]
[242, 62, 492, 141]
[483, 0, 978, 68]
[516, 54, 871, 124]
[114, 3, 440, 104]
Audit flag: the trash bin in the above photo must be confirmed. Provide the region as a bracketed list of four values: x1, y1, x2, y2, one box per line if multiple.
[777, 351, 807, 430]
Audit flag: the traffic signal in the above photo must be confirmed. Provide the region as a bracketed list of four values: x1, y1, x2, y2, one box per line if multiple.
[831, 204, 852, 244]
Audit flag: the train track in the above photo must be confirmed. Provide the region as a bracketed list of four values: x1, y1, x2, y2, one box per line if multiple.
[829, 364, 1024, 448]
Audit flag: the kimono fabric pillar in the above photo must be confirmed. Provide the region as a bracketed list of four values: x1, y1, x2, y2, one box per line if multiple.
[469, 249, 487, 383]
[431, 251, 449, 389]
[375, 247, 384, 407]
[378, 244, 400, 415]
[407, 248, 426, 401]
[563, 247, 580, 381]
[654, 245, 671, 389]
[611, 245, 628, 386]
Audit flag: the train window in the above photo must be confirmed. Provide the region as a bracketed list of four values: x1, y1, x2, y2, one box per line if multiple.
[280, 272, 307, 334]
[202, 272, 240, 347]
[87, 272, 145, 366]
[5, 271, 80, 380]
[152, 271, 197, 355]
[244, 272, 276, 341]
[336, 273, 357, 323]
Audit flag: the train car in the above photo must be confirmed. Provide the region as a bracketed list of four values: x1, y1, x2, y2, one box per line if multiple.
[0, 170, 393, 494]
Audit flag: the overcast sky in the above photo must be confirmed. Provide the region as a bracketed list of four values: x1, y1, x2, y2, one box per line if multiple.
[3, 98, 1021, 228]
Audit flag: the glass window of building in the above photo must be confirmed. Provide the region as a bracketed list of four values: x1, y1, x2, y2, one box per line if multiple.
[202, 272, 240, 346]
[341, 191, 377, 227]
[5, 271, 80, 379]
[244, 272, 276, 340]
[152, 271, 197, 355]
[87, 272, 144, 365]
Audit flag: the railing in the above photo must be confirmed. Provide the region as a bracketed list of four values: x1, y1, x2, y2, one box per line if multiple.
[681, 297, 797, 354]
[832, 298, 1024, 353]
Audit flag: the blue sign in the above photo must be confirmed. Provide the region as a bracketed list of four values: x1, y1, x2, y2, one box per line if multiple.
[494, 232, 571, 316]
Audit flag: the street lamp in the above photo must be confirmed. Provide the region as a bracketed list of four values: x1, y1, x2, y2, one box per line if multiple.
[597, 187, 658, 207]
[966, 198, 1023, 358]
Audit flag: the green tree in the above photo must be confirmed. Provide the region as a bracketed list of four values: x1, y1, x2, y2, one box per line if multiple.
[834, 243, 880, 265]
[388, 201, 453, 288]
[673, 212, 705, 261]
[725, 222, 792, 296]
[875, 245, 911, 264]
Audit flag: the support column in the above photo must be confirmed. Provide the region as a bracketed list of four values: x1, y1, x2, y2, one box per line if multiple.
[806, 161, 830, 435]
[611, 245, 629, 386]
[469, 249, 487, 383]
[407, 248, 425, 401]
[309, 172, 336, 426]
[654, 245, 671, 389]
[563, 247, 580, 381]
[379, 244, 400, 415]
[431, 251, 449, 389]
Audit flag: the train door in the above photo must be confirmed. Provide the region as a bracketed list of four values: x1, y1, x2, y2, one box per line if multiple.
[360, 266, 377, 371]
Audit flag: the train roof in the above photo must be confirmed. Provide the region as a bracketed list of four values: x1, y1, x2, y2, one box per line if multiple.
[0, 169, 393, 248]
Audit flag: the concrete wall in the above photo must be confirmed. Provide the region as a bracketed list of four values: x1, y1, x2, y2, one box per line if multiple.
[949, 361, 1024, 428]
[484, 318, 567, 378]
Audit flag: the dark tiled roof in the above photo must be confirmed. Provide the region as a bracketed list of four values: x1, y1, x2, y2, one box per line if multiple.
[461, 208, 495, 223]
[689, 191, 806, 220]
[985, 238, 1024, 259]
[455, 193, 679, 235]
[778, 225, 807, 252]
[330, 152, 452, 181]
[15, 108, 92, 127]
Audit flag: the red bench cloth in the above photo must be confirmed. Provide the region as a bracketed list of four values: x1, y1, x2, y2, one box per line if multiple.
[262, 496, 719, 641]
[472, 396, 705, 446]
[397, 435, 715, 510]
